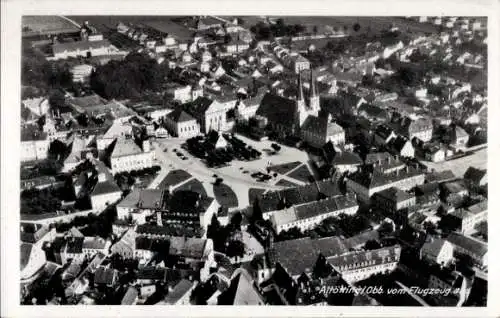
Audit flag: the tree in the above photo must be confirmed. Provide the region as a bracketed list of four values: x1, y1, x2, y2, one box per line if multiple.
[229, 212, 243, 231]
[225, 240, 245, 260]
[312, 25, 318, 35]
[251, 198, 263, 223]
[353, 23, 361, 32]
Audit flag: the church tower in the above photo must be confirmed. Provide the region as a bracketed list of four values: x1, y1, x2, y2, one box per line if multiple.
[296, 73, 308, 127]
[309, 70, 320, 116]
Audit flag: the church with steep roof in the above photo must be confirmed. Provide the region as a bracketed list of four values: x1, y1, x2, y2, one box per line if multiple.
[256, 70, 345, 148]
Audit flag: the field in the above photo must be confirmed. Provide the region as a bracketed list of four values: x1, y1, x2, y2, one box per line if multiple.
[213, 183, 239, 209]
[248, 188, 266, 203]
[275, 179, 300, 188]
[423, 148, 487, 178]
[22, 16, 79, 36]
[173, 178, 207, 197]
[286, 164, 314, 183]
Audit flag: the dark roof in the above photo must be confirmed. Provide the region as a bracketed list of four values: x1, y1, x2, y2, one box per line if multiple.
[415, 182, 440, 195]
[372, 187, 414, 203]
[218, 270, 265, 305]
[137, 267, 168, 282]
[21, 243, 33, 271]
[91, 180, 121, 196]
[421, 238, 449, 258]
[463, 167, 487, 185]
[20, 223, 50, 244]
[21, 124, 47, 142]
[442, 180, 467, 194]
[301, 116, 344, 137]
[331, 151, 363, 166]
[374, 124, 395, 140]
[164, 190, 214, 215]
[184, 96, 215, 118]
[169, 236, 207, 259]
[256, 93, 297, 127]
[167, 109, 196, 123]
[446, 232, 487, 257]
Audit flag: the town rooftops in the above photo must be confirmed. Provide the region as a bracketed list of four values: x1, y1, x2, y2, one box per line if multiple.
[446, 232, 487, 257]
[269, 231, 380, 277]
[442, 180, 468, 194]
[52, 39, 114, 55]
[68, 94, 107, 110]
[163, 190, 214, 215]
[184, 96, 217, 117]
[94, 267, 117, 285]
[169, 236, 207, 259]
[20, 222, 50, 244]
[166, 109, 196, 123]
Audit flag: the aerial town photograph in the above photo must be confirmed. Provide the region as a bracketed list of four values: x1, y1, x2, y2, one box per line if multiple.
[19, 15, 487, 306]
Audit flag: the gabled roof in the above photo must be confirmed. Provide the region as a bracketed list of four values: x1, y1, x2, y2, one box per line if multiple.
[218, 269, 265, 305]
[373, 187, 414, 203]
[387, 136, 411, 153]
[167, 108, 196, 123]
[301, 116, 345, 137]
[446, 232, 487, 257]
[53, 40, 113, 55]
[184, 97, 221, 117]
[121, 287, 139, 305]
[110, 138, 143, 158]
[331, 151, 363, 166]
[91, 180, 121, 196]
[420, 238, 451, 258]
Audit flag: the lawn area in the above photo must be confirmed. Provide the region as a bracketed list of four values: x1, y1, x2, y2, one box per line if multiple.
[213, 183, 239, 209]
[275, 179, 300, 188]
[268, 161, 302, 175]
[287, 164, 314, 183]
[174, 178, 207, 197]
[157, 169, 192, 190]
[248, 188, 266, 204]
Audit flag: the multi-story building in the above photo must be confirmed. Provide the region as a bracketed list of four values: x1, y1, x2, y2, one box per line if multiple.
[51, 39, 125, 60]
[109, 138, 154, 174]
[327, 245, 402, 283]
[371, 187, 416, 215]
[270, 195, 358, 234]
[164, 109, 200, 138]
[444, 200, 487, 234]
[117, 189, 164, 224]
[301, 114, 346, 148]
[90, 165, 122, 211]
[82, 237, 111, 257]
[183, 97, 228, 134]
[346, 163, 425, 203]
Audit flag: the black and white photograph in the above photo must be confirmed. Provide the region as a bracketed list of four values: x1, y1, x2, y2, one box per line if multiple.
[1, 0, 498, 317]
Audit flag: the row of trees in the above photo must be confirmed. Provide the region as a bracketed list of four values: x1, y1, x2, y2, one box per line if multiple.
[90, 52, 168, 100]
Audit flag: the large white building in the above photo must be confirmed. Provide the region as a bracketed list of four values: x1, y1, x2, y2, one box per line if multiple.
[51, 38, 126, 60]
[164, 109, 200, 138]
[109, 138, 154, 174]
[21, 125, 50, 162]
[270, 195, 358, 234]
[184, 97, 228, 134]
[327, 245, 402, 283]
